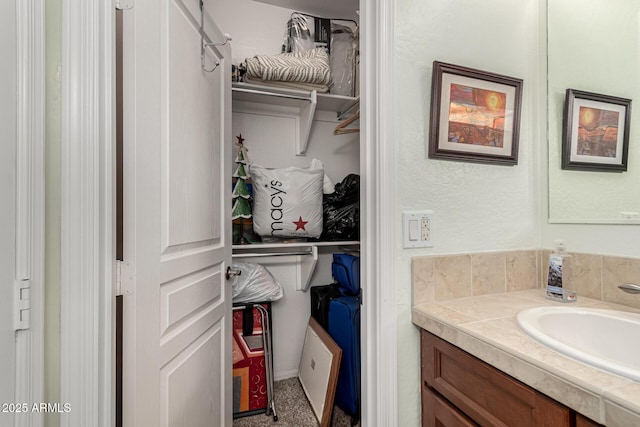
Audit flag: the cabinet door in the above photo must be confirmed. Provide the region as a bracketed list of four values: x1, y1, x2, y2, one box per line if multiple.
[423, 386, 478, 427]
[576, 413, 604, 427]
[421, 330, 572, 427]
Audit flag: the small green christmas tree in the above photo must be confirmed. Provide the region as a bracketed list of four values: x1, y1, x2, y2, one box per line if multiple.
[231, 134, 257, 244]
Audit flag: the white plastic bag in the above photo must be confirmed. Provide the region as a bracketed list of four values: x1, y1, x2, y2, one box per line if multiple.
[251, 159, 324, 238]
[231, 262, 284, 303]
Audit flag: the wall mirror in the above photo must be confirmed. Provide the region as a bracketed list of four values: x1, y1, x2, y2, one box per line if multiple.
[548, 0, 640, 223]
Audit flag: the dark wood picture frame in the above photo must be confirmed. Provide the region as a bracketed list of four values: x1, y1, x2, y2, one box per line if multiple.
[562, 89, 631, 172]
[298, 317, 342, 427]
[428, 61, 523, 165]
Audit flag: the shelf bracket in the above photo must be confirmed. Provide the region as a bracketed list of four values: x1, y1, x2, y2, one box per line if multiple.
[296, 90, 317, 156]
[296, 245, 318, 291]
[336, 98, 360, 121]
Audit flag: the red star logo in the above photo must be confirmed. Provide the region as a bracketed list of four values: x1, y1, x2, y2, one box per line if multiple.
[236, 134, 245, 145]
[293, 216, 308, 231]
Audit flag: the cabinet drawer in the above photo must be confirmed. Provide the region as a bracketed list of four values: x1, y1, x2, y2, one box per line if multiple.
[423, 385, 478, 427]
[421, 330, 571, 427]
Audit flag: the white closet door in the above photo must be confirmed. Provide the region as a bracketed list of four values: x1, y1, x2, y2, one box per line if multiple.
[121, 0, 232, 425]
[0, 0, 17, 425]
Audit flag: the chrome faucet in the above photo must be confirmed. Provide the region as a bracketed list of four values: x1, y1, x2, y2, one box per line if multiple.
[618, 283, 640, 294]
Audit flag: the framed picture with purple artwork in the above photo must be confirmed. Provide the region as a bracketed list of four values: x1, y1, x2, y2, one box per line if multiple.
[562, 89, 631, 172]
[428, 61, 523, 165]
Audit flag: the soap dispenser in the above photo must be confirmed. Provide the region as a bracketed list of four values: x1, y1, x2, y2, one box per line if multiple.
[546, 240, 576, 302]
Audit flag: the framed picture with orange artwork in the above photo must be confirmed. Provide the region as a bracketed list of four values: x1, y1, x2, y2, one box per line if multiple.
[562, 89, 631, 172]
[428, 61, 523, 165]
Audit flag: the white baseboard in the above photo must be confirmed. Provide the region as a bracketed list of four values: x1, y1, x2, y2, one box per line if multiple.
[274, 369, 299, 381]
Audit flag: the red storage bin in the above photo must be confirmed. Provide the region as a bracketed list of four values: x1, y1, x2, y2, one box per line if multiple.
[232, 303, 276, 420]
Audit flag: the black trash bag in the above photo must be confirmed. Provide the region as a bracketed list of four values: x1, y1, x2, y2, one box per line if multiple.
[321, 174, 360, 241]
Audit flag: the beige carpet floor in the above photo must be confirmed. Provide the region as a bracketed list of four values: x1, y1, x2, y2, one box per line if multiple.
[232, 377, 355, 427]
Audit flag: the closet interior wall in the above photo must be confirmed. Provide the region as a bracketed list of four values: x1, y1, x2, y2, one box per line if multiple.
[213, 0, 360, 380]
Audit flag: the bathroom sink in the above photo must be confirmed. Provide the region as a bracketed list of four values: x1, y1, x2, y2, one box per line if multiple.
[517, 306, 640, 381]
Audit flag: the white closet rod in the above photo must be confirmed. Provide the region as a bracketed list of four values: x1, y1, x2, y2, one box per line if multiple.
[232, 251, 312, 258]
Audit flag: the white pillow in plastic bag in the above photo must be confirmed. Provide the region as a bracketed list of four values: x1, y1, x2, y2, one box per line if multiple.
[231, 262, 284, 303]
[251, 159, 324, 238]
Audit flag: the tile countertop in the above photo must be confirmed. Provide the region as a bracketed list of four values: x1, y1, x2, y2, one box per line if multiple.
[411, 289, 640, 426]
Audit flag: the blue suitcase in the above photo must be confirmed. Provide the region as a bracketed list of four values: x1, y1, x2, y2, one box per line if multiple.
[327, 295, 360, 422]
[331, 253, 360, 295]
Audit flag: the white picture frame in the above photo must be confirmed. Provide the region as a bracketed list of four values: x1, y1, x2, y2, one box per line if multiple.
[298, 317, 342, 427]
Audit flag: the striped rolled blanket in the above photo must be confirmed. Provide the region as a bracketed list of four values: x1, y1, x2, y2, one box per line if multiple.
[245, 48, 332, 86]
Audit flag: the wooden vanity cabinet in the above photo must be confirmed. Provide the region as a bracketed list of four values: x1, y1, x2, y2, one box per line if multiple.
[576, 414, 603, 427]
[420, 330, 603, 427]
[423, 385, 478, 427]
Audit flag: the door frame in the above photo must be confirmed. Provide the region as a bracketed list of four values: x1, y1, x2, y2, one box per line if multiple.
[59, 1, 115, 426]
[14, 0, 45, 426]
[360, 1, 397, 425]
[59, 0, 397, 426]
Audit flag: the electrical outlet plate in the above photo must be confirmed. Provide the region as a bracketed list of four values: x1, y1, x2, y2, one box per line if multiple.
[403, 211, 434, 248]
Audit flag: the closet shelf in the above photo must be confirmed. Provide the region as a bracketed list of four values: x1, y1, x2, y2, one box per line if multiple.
[232, 240, 360, 291]
[232, 84, 358, 114]
[232, 82, 358, 155]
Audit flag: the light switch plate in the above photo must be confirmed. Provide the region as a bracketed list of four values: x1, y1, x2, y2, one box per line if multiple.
[403, 211, 434, 248]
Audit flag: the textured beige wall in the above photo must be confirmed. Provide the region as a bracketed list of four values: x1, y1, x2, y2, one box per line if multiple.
[394, 0, 544, 424]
